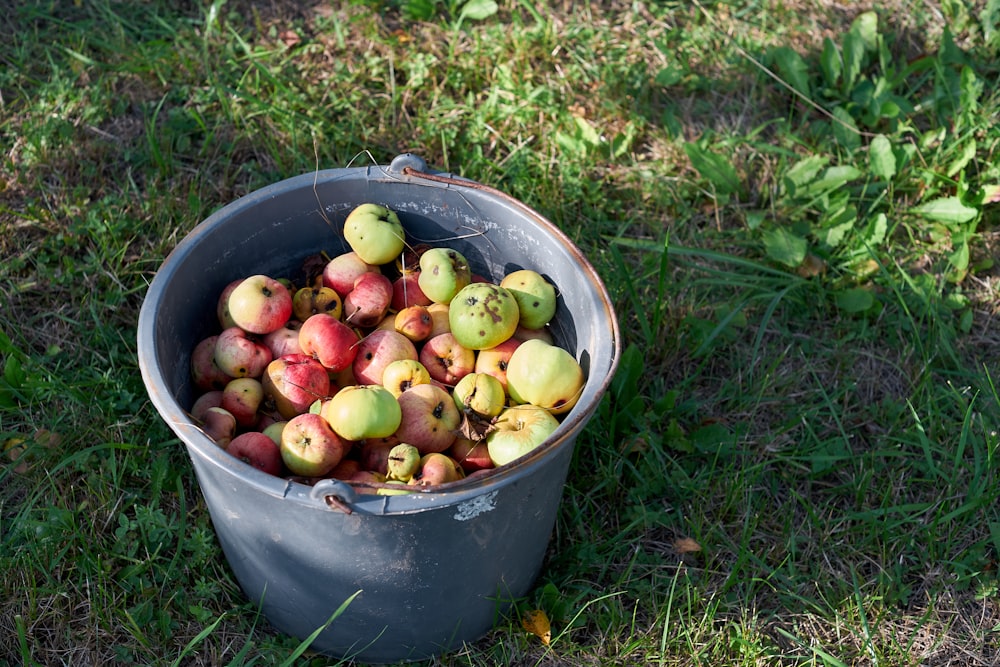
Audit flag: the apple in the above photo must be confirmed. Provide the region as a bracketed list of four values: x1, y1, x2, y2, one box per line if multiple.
[227, 274, 293, 334]
[221, 377, 265, 428]
[326, 458, 362, 481]
[448, 437, 494, 473]
[298, 313, 359, 372]
[343, 203, 406, 265]
[322, 251, 380, 298]
[512, 324, 554, 345]
[473, 337, 521, 393]
[394, 305, 433, 342]
[280, 412, 347, 477]
[427, 302, 451, 338]
[419, 332, 475, 386]
[418, 247, 472, 304]
[216, 278, 243, 330]
[293, 285, 343, 322]
[200, 406, 237, 447]
[262, 420, 288, 445]
[396, 242, 431, 275]
[499, 269, 557, 330]
[190, 389, 224, 421]
[391, 272, 432, 310]
[486, 405, 560, 466]
[409, 452, 465, 486]
[386, 443, 421, 482]
[358, 439, 397, 476]
[228, 431, 283, 476]
[352, 329, 418, 385]
[506, 339, 585, 415]
[392, 383, 461, 454]
[377, 480, 412, 496]
[261, 354, 331, 419]
[381, 358, 433, 397]
[343, 271, 393, 328]
[321, 384, 402, 441]
[263, 322, 304, 358]
[214, 326, 272, 379]
[348, 469, 386, 494]
[452, 372, 506, 418]
[191, 335, 234, 391]
[447, 282, 520, 350]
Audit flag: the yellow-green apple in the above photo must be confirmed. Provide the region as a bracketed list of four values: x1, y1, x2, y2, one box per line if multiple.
[214, 326, 273, 378]
[191, 335, 233, 392]
[216, 278, 243, 329]
[512, 324, 554, 345]
[448, 437, 494, 473]
[448, 282, 520, 350]
[352, 329, 418, 385]
[394, 305, 433, 342]
[419, 332, 475, 386]
[408, 452, 465, 486]
[392, 383, 461, 454]
[452, 372, 506, 418]
[322, 251, 381, 298]
[506, 339, 585, 415]
[293, 285, 342, 322]
[321, 384, 401, 441]
[200, 406, 237, 447]
[377, 480, 412, 496]
[381, 359, 432, 397]
[386, 443, 420, 482]
[279, 412, 347, 476]
[473, 337, 521, 393]
[427, 302, 451, 338]
[486, 405, 560, 466]
[227, 274, 293, 334]
[391, 272, 432, 310]
[343, 203, 405, 265]
[190, 389, 224, 421]
[298, 312, 360, 372]
[228, 431, 283, 476]
[499, 269, 557, 330]
[261, 354, 331, 419]
[262, 321, 304, 358]
[343, 271, 393, 328]
[418, 247, 471, 303]
[261, 420, 288, 445]
[221, 377, 265, 428]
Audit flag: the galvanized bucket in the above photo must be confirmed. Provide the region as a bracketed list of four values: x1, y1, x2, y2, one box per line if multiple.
[137, 154, 620, 662]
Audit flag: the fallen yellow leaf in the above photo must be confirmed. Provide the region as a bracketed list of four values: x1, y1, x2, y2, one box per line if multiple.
[521, 609, 551, 645]
[673, 537, 702, 554]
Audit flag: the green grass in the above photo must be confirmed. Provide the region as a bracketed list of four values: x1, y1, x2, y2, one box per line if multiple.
[3, 0, 1000, 664]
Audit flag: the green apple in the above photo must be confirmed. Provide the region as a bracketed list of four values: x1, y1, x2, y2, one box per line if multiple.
[499, 269, 557, 330]
[486, 405, 559, 466]
[447, 282, 520, 350]
[386, 443, 421, 482]
[505, 338, 584, 415]
[320, 384, 401, 441]
[418, 247, 471, 304]
[452, 372, 506, 418]
[343, 203, 405, 266]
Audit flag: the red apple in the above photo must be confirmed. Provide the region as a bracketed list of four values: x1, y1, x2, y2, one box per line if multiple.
[221, 377, 265, 428]
[200, 406, 237, 447]
[322, 251, 380, 298]
[227, 274, 293, 334]
[358, 439, 396, 476]
[391, 273, 433, 311]
[214, 326, 272, 379]
[448, 437, 495, 473]
[392, 383, 462, 454]
[343, 271, 393, 328]
[227, 431, 283, 476]
[190, 389, 224, 421]
[298, 313, 360, 372]
[419, 332, 475, 386]
[262, 322, 304, 358]
[216, 279, 243, 330]
[191, 335, 232, 391]
[352, 329, 418, 385]
[261, 354, 331, 419]
[279, 412, 347, 477]
[394, 305, 433, 342]
[473, 337, 522, 392]
[408, 453, 465, 486]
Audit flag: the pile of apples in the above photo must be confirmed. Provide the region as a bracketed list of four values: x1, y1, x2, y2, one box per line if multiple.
[187, 203, 585, 494]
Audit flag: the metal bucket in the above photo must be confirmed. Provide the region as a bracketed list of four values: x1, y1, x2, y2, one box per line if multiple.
[137, 154, 620, 662]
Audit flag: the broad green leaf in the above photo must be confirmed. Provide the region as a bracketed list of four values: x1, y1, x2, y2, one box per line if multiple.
[797, 165, 863, 198]
[762, 226, 808, 268]
[869, 134, 896, 180]
[911, 196, 978, 225]
[842, 30, 865, 90]
[783, 155, 829, 194]
[820, 204, 857, 248]
[864, 212, 888, 246]
[574, 116, 602, 146]
[835, 288, 875, 313]
[946, 139, 976, 177]
[772, 46, 811, 98]
[3, 355, 25, 388]
[820, 37, 842, 87]
[684, 142, 741, 196]
[832, 106, 860, 151]
[459, 0, 499, 21]
[949, 239, 970, 273]
[851, 11, 879, 52]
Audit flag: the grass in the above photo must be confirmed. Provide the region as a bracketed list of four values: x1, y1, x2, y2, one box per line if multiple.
[3, 0, 1000, 664]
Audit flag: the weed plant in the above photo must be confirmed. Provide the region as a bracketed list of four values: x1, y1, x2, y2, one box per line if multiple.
[2, 1, 1000, 665]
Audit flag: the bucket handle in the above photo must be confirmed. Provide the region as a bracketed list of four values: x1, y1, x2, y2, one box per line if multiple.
[309, 479, 359, 514]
